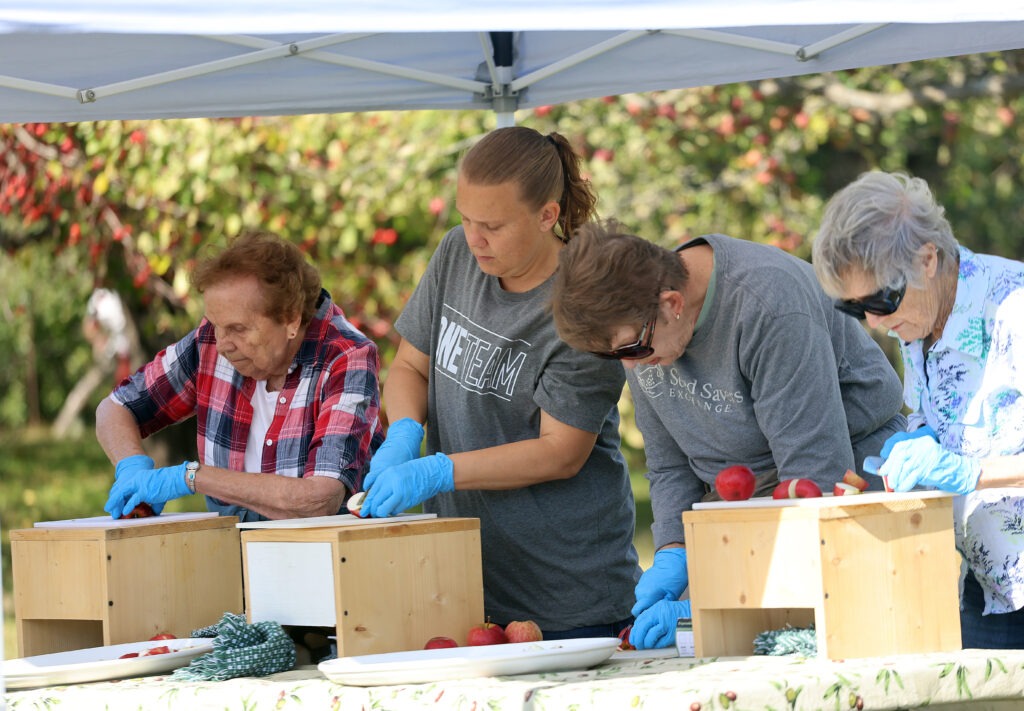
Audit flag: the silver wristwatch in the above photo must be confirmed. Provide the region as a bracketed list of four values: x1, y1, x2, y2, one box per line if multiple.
[185, 460, 200, 494]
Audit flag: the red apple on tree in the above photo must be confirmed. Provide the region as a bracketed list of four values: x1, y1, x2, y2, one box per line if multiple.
[424, 636, 459, 650]
[714, 465, 756, 501]
[771, 478, 823, 499]
[504, 620, 543, 643]
[466, 620, 508, 646]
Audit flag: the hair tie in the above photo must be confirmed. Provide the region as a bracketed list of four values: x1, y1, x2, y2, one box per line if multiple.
[545, 134, 557, 147]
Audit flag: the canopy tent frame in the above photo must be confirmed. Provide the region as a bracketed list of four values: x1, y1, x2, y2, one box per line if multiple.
[2, 3, 1024, 126]
[0, 23, 900, 128]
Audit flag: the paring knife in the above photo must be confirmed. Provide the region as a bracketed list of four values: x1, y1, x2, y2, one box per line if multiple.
[861, 455, 893, 492]
[863, 455, 885, 475]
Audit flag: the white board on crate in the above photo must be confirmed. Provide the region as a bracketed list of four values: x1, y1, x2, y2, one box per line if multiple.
[246, 541, 337, 627]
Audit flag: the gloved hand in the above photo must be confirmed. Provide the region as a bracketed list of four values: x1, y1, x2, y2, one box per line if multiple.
[115, 453, 155, 480]
[632, 547, 689, 618]
[360, 452, 455, 518]
[630, 599, 692, 650]
[105, 460, 192, 519]
[880, 425, 937, 459]
[880, 436, 981, 495]
[365, 418, 425, 490]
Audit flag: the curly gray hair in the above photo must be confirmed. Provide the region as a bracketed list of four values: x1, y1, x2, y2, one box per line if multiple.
[812, 171, 958, 296]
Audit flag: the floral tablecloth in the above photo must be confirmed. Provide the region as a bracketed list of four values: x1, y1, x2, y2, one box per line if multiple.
[6, 648, 1024, 710]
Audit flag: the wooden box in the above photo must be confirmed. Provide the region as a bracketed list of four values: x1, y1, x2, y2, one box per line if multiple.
[11, 513, 243, 656]
[240, 516, 484, 657]
[682, 491, 961, 660]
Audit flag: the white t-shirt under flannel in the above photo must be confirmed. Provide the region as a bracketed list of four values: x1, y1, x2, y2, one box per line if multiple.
[901, 246, 1024, 615]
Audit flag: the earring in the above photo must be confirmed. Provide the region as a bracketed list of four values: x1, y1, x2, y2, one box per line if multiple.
[289, 332, 297, 339]
[675, 313, 680, 321]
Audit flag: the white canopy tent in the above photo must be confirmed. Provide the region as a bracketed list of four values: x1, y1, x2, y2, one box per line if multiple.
[1, 1, 1024, 126]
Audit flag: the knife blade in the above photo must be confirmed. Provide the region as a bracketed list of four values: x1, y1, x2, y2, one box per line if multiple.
[863, 456, 885, 475]
[861, 456, 893, 492]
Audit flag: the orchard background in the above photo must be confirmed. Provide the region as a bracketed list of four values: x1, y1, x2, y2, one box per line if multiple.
[3, 51, 1024, 657]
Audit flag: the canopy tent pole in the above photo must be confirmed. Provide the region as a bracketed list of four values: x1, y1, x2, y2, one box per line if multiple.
[483, 31, 518, 125]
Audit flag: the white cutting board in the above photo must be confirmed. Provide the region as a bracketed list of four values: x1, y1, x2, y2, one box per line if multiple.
[236, 512, 437, 529]
[692, 489, 952, 510]
[33, 511, 220, 528]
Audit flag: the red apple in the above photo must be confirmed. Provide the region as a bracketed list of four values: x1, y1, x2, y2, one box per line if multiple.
[842, 469, 870, 492]
[771, 478, 823, 499]
[466, 620, 508, 646]
[714, 465, 756, 501]
[504, 620, 543, 643]
[617, 625, 635, 651]
[833, 482, 862, 496]
[149, 632, 176, 641]
[424, 636, 459, 650]
[120, 502, 156, 519]
[347, 490, 367, 518]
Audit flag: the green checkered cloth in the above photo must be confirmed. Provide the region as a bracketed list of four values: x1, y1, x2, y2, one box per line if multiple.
[753, 624, 817, 657]
[170, 612, 296, 681]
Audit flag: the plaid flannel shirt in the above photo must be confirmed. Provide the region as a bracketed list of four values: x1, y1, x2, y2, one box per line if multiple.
[111, 289, 384, 520]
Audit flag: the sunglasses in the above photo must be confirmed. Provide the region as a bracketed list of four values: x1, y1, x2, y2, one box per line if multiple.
[834, 283, 907, 320]
[591, 315, 657, 360]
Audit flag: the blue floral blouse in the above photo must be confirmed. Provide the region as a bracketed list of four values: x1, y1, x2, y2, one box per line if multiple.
[901, 246, 1024, 615]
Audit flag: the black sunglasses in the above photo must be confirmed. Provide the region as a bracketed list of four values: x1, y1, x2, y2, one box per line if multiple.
[591, 315, 657, 360]
[834, 283, 907, 320]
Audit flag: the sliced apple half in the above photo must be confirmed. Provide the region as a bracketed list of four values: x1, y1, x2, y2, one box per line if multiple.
[833, 482, 863, 496]
[347, 490, 368, 517]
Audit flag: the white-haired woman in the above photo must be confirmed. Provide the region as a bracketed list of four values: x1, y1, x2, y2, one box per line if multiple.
[813, 170, 1024, 649]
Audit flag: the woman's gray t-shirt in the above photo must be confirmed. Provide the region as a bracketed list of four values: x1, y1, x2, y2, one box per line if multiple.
[396, 226, 641, 631]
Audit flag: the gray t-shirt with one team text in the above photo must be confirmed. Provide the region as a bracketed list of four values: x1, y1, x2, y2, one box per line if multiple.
[396, 227, 641, 631]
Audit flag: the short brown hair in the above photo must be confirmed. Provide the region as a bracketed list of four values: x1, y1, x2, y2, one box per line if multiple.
[460, 127, 597, 241]
[191, 230, 322, 325]
[552, 221, 687, 352]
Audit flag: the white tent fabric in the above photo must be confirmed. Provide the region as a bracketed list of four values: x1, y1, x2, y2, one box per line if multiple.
[1, 1, 1024, 125]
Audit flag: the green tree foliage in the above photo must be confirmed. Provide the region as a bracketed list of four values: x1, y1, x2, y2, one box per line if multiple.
[1, 52, 1022, 442]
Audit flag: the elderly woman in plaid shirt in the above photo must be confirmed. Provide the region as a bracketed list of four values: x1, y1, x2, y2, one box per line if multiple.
[97, 230, 384, 522]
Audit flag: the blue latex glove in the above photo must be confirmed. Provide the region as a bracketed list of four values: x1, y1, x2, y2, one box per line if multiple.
[111, 454, 163, 515]
[360, 452, 455, 518]
[880, 425, 937, 459]
[115, 454, 155, 479]
[364, 418, 425, 490]
[880, 436, 981, 495]
[632, 548, 689, 617]
[630, 599, 692, 650]
[105, 460, 192, 519]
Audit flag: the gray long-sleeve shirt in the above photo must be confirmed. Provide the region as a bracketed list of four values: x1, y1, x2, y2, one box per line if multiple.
[631, 234, 905, 549]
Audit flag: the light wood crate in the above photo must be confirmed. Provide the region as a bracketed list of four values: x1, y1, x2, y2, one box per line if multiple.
[11, 516, 243, 656]
[682, 491, 961, 660]
[241, 517, 484, 657]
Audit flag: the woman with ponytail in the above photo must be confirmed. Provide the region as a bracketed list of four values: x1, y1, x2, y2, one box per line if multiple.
[360, 127, 640, 639]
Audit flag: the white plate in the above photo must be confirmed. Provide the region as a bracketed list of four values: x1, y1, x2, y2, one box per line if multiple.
[609, 647, 679, 662]
[318, 637, 619, 686]
[2, 637, 215, 689]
